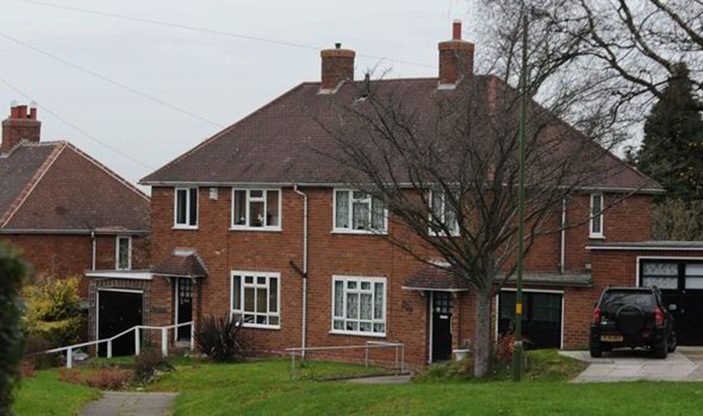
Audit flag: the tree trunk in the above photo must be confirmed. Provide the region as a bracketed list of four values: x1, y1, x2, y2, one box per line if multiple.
[473, 287, 493, 378]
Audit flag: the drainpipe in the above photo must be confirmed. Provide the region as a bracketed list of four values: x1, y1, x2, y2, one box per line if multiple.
[560, 198, 566, 274]
[293, 185, 309, 359]
[91, 230, 96, 271]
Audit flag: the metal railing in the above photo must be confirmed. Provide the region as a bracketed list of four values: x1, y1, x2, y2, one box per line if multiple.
[41, 321, 194, 369]
[285, 341, 405, 374]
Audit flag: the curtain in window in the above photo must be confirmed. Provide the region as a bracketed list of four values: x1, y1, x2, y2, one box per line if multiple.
[335, 191, 349, 228]
[371, 198, 385, 231]
[266, 191, 279, 226]
[374, 282, 384, 320]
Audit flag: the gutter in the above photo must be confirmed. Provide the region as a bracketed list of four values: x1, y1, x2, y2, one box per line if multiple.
[0, 228, 150, 235]
[560, 198, 566, 274]
[293, 185, 309, 359]
[91, 230, 96, 271]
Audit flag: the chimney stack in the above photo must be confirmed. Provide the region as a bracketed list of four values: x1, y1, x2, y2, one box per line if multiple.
[320, 43, 355, 91]
[438, 20, 475, 87]
[2, 102, 41, 152]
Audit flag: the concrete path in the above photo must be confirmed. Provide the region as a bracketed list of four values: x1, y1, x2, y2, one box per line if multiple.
[562, 347, 703, 383]
[80, 392, 178, 416]
[344, 374, 413, 384]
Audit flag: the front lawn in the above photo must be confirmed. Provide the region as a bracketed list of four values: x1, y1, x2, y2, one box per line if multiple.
[145, 355, 703, 416]
[13, 370, 100, 416]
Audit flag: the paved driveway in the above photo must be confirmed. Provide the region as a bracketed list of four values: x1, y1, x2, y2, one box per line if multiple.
[562, 346, 703, 382]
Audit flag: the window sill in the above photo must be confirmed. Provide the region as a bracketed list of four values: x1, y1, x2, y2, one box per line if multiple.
[329, 330, 386, 338]
[241, 324, 281, 331]
[331, 229, 388, 236]
[589, 234, 606, 240]
[172, 226, 198, 231]
[230, 226, 282, 233]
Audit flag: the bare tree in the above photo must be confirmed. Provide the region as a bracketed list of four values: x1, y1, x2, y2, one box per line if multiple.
[555, 0, 702, 110]
[316, 6, 641, 375]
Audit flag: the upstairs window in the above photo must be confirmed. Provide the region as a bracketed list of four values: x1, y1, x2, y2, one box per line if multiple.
[175, 187, 198, 228]
[232, 189, 281, 230]
[116, 236, 132, 270]
[429, 190, 459, 236]
[590, 193, 604, 238]
[334, 189, 387, 234]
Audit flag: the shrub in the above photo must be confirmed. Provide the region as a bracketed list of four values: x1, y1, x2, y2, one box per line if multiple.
[22, 276, 83, 348]
[60, 367, 133, 390]
[195, 315, 245, 362]
[134, 348, 174, 383]
[23, 335, 62, 370]
[0, 243, 27, 413]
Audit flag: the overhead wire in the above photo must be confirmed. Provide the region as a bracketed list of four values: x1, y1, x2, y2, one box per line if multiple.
[15, 0, 437, 70]
[0, 75, 155, 170]
[0, 31, 225, 129]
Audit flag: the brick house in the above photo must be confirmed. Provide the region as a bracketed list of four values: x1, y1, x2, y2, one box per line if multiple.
[136, 23, 665, 366]
[0, 103, 150, 350]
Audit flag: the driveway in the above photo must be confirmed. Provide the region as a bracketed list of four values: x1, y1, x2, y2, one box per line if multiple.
[561, 346, 703, 382]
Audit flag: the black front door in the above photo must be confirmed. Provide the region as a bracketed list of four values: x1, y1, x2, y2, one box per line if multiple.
[177, 278, 193, 341]
[498, 291, 562, 349]
[431, 292, 453, 362]
[98, 290, 142, 357]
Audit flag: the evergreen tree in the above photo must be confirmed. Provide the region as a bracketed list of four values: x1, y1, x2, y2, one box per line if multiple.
[639, 63, 703, 200]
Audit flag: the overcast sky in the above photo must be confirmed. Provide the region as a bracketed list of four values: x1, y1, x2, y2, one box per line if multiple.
[1, 0, 477, 189]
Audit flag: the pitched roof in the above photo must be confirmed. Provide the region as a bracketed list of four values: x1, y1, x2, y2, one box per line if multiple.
[141, 77, 661, 193]
[0, 141, 150, 232]
[152, 249, 208, 278]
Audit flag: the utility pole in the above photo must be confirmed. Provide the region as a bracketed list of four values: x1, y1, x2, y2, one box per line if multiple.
[512, 7, 529, 383]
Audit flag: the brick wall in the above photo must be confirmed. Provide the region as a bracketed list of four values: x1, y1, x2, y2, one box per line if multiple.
[150, 185, 653, 366]
[1, 233, 150, 297]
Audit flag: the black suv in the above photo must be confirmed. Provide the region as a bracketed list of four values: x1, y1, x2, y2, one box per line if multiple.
[590, 286, 676, 358]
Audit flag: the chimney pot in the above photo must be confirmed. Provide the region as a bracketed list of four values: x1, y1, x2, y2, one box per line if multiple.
[453, 20, 462, 40]
[335, 42, 341, 49]
[29, 101, 37, 119]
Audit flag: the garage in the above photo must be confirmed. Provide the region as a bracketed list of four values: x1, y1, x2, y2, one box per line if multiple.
[497, 290, 563, 349]
[97, 289, 143, 356]
[640, 258, 703, 346]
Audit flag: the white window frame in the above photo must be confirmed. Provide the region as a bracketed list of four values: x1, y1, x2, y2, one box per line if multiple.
[330, 275, 387, 337]
[429, 190, 460, 237]
[231, 188, 282, 231]
[589, 193, 604, 239]
[174, 187, 198, 229]
[230, 271, 281, 329]
[332, 189, 388, 234]
[115, 236, 132, 270]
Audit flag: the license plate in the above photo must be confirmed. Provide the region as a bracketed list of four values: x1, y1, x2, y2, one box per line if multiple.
[601, 335, 623, 342]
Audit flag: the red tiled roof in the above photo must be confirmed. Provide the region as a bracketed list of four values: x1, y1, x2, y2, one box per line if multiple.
[0, 141, 150, 232]
[152, 250, 208, 278]
[402, 265, 471, 292]
[141, 76, 661, 193]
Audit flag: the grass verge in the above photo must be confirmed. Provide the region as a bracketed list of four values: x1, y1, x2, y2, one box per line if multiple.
[13, 370, 100, 416]
[143, 355, 703, 415]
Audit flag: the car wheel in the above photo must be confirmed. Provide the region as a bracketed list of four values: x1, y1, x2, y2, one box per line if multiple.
[590, 344, 602, 358]
[654, 336, 668, 359]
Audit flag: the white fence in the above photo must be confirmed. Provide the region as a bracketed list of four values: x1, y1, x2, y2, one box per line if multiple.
[285, 341, 405, 374]
[40, 321, 194, 369]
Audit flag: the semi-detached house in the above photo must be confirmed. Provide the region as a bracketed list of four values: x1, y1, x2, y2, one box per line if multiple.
[132, 22, 666, 366]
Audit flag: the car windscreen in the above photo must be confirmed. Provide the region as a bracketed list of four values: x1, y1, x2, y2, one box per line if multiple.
[600, 291, 654, 311]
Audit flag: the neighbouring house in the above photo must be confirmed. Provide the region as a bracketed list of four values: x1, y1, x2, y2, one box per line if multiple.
[0, 103, 151, 350]
[132, 22, 672, 367]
